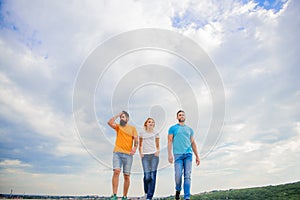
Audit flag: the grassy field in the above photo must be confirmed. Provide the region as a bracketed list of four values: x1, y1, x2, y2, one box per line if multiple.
[177, 181, 300, 200]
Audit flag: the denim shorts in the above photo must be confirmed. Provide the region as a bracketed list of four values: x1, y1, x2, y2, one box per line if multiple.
[113, 152, 133, 175]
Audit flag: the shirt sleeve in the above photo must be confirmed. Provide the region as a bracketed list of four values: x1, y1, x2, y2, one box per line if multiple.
[139, 131, 143, 138]
[168, 126, 174, 135]
[155, 132, 160, 138]
[190, 127, 194, 137]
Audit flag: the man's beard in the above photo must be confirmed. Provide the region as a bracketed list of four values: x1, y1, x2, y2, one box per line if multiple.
[120, 119, 127, 127]
[178, 118, 185, 123]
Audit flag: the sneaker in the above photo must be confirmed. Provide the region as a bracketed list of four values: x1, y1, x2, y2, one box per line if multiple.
[175, 191, 180, 200]
[121, 196, 127, 200]
[110, 194, 117, 200]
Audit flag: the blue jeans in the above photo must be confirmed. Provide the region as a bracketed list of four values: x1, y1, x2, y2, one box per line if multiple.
[174, 153, 192, 199]
[142, 154, 159, 199]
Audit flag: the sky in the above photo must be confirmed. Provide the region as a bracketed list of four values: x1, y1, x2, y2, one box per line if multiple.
[0, 0, 300, 197]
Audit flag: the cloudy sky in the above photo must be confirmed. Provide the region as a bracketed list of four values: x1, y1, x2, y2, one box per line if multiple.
[1, 0, 300, 197]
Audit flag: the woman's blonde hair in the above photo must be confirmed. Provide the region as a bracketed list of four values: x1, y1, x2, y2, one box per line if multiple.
[143, 117, 155, 130]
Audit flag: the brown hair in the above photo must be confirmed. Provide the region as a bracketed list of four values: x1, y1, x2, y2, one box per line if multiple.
[143, 117, 155, 130]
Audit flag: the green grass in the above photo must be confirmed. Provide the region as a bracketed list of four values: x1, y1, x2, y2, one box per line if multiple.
[187, 181, 300, 200]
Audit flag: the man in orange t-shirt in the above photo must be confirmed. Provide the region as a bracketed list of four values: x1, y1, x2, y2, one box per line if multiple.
[107, 111, 138, 200]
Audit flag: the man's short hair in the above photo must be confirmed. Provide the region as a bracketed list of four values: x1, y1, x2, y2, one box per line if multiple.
[177, 110, 185, 116]
[122, 110, 129, 118]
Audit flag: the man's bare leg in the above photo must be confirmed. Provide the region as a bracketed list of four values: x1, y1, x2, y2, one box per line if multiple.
[112, 169, 121, 194]
[123, 174, 130, 197]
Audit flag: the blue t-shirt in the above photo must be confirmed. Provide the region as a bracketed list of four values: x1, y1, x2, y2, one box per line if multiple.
[168, 124, 194, 154]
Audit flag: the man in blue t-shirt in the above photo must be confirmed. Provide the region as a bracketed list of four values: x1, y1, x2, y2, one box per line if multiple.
[168, 110, 200, 200]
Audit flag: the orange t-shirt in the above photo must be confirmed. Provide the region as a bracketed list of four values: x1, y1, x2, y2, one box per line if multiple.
[114, 124, 138, 154]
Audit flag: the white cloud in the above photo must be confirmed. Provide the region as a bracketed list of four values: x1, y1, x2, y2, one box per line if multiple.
[0, 0, 299, 197]
[0, 67, 84, 159]
[0, 159, 31, 168]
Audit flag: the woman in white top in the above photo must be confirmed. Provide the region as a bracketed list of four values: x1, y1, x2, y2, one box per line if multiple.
[139, 118, 160, 200]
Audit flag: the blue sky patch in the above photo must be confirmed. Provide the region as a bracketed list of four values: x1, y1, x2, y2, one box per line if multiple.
[254, 0, 288, 13]
[0, 1, 42, 50]
[171, 9, 208, 30]
[171, 1, 289, 30]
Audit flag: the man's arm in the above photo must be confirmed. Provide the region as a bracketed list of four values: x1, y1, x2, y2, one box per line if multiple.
[130, 135, 138, 155]
[191, 136, 200, 166]
[107, 112, 122, 129]
[168, 134, 174, 163]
